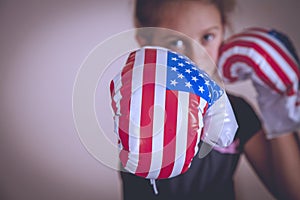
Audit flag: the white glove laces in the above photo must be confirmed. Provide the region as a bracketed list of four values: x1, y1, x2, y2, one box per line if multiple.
[150, 179, 158, 195]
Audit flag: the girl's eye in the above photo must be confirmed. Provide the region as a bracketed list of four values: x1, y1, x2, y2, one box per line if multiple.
[202, 33, 215, 43]
[166, 39, 188, 55]
[170, 39, 185, 49]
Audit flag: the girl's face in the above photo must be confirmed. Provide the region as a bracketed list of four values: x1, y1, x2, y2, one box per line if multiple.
[139, 1, 224, 65]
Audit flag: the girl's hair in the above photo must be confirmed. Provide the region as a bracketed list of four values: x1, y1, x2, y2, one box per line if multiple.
[134, 0, 236, 28]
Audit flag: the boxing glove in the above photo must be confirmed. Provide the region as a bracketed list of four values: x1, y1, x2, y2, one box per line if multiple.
[110, 46, 238, 180]
[218, 27, 300, 138]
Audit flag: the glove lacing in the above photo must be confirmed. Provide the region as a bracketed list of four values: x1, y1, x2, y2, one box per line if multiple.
[150, 179, 158, 195]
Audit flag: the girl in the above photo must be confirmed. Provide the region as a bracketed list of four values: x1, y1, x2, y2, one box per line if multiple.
[120, 1, 300, 199]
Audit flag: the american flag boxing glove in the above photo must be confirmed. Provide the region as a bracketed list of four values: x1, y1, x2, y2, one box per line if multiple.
[110, 46, 238, 181]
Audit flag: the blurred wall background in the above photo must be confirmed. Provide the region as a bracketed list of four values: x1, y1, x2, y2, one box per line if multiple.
[1, 0, 299, 199]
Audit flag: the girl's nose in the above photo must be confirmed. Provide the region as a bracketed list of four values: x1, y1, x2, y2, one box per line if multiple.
[188, 42, 215, 76]
[188, 41, 223, 86]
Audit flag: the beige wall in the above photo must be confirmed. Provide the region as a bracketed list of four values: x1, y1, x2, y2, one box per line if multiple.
[1, 0, 299, 199]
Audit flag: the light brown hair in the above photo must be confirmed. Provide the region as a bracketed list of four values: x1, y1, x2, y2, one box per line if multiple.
[134, 0, 236, 28]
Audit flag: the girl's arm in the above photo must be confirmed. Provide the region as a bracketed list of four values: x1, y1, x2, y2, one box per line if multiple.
[244, 130, 300, 200]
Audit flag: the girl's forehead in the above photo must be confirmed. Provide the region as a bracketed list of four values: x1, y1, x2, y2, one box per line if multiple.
[157, 2, 222, 34]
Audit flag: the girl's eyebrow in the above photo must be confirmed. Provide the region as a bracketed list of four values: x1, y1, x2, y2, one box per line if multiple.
[202, 26, 220, 33]
[160, 34, 187, 40]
